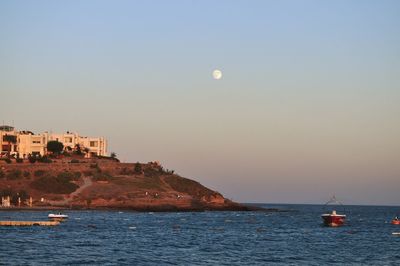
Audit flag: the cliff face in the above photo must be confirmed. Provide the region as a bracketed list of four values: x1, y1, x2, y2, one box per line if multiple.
[0, 158, 249, 211]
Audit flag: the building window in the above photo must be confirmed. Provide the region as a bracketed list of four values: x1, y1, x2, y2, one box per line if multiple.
[2, 145, 10, 151]
[65, 137, 73, 143]
[90, 141, 98, 147]
[3, 135, 17, 143]
[32, 140, 41, 144]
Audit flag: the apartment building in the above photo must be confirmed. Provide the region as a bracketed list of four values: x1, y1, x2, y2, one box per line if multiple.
[0, 125, 108, 158]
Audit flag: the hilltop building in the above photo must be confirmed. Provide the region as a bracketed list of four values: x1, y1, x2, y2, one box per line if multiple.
[0, 125, 107, 158]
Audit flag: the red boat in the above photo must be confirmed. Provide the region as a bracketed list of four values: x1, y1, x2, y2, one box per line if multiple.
[321, 196, 346, 227]
[321, 210, 346, 227]
[392, 217, 400, 225]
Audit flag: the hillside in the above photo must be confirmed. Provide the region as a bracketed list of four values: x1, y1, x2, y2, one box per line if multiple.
[0, 157, 252, 211]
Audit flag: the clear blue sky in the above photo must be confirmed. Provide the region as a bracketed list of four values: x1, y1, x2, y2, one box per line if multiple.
[1, 0, 399, 205]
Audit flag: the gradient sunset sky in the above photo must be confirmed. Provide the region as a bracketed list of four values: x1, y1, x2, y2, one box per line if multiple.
[1, 0, 399, 205]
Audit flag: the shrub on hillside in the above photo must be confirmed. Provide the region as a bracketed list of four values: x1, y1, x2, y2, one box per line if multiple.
[6, 170, 22, 180]
[16, 158, 23, 163]
[37, 156, 52, 163]
[93, 172, 113, 182]
[31, 175, 78, 194]
[0, 170, 5, 179]
[96, 155, 120, 162]
[134, 162, 142, 174]
[70, 159, 79, 163]
[57, 171, 81, 181]
[120, 167, 134, 175]
[164, 175, 215, 198]
[82, 170, 93, 177]
[143, 167, 162, 178]
[89, 163, 102, 173]
[0, 188, 13, 197]
[28, 156, 36, 164]
[62, 151, 71, 157]
[34, 170, 46, 177]
[4, 158, 12, 164]
[57, 172, 75, 181]
[23, 171, 30, 178]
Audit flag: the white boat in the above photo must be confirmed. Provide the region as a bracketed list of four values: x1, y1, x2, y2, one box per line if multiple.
[48, 213, 69, 219]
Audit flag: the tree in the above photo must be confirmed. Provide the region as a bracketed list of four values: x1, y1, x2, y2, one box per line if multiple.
[134, 162, 142, 174]
[110, 152, 117, 159]
[74, 144, 82, 155]
[28, 155, 36, 164]
[47, 141, 64, 154]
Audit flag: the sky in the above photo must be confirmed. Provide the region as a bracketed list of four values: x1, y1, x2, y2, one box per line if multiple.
[0, 0, 399, 205]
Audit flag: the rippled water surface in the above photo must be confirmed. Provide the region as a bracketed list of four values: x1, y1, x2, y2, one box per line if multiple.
[1, 204, 399, 265]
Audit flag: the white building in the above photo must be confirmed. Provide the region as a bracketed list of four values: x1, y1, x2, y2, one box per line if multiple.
[18, 131, 46, 157]
[44, 131, 107, 157]
[0, 125, 108, 158]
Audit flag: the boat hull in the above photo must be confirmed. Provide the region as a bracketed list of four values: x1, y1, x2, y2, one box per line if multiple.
[48, 214, 68, 221]
[392, 220, 400, 225]
[322, 215, 346, 227]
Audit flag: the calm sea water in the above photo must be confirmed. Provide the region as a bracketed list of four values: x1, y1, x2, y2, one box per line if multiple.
[1, 204, 399, 265]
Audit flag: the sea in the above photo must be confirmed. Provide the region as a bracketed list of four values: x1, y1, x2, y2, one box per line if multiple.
[1, 204, 399, 265]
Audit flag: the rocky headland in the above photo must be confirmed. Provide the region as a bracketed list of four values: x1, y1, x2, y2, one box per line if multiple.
[0, 157, 258, 212]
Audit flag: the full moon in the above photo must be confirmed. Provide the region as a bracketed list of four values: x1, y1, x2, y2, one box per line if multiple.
[212, 69, 222, 80]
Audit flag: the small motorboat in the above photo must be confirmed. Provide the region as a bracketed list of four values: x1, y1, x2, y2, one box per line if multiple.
[391, 216, 400, 225]
[48, 213, 69, 221]
[321, 210, 346, 227]
[321, 196, 346, 227]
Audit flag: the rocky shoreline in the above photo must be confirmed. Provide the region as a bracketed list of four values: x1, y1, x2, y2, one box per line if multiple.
[0, 204, 269, 212]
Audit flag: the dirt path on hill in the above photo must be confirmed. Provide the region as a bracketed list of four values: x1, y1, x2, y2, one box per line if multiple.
[48, 177, 93, 206]
[69, 177, 92, 200]
[159, 176, 173, 190]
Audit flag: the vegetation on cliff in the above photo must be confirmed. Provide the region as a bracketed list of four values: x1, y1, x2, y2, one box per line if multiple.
[164, 175, 216, 199]
[31, 173, 79, 194]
